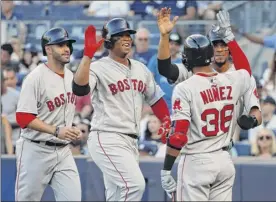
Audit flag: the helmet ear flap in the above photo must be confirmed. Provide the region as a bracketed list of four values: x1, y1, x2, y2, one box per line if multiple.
[182, 53, 192, 71]
[102, 25, 113, 50]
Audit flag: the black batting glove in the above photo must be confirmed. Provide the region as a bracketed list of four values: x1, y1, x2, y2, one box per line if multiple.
[237, 115, 258, 130]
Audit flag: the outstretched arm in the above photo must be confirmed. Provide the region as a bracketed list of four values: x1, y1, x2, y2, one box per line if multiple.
[215, 10, 251, 75]
[157, 7, 180, 82]
[73, 25, 103, 96]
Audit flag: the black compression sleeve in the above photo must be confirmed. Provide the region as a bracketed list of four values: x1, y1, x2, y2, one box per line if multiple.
[163, 153, 177, 171]
[72, 80, 90, 96]
[157, 57, 180, 82]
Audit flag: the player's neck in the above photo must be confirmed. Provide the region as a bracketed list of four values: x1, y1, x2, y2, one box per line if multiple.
[109, 53, 129, 67]
[192, 65, 214, 74]
[46, 59, 65, 74]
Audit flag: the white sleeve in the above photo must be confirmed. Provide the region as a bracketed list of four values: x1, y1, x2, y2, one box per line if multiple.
[144, 68, 165, 106]
[243, 76, 261, 113]
[174, 63, 192, 85]
[171, 84, 191, 122]
[89, 69, 99, 94]
[16, 75, 40, 114]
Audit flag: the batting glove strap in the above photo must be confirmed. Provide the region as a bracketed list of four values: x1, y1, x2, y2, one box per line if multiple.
[237, 115, 258, 130]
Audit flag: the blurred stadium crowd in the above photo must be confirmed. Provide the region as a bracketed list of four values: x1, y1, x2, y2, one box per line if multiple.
[1, 0, 276, 158]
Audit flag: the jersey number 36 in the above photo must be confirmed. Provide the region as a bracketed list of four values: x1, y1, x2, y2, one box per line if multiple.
[201, 104, 234, 137]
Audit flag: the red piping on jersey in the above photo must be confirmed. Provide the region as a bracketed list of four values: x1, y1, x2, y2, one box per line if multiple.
[180, 155, 186, 201]
[151, 98, 170, 122]
[227, 40, 251, 76]
[44, 63, 64, 78]
[97, 132, 129, 202]
[15, 139, 25, 201]
[196, 72, 218, 77]
[16, 112, 36, 129]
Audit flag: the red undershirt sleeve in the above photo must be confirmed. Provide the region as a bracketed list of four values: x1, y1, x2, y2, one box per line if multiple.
[227, 40, 251, 76]
[16, 112, 37, 129]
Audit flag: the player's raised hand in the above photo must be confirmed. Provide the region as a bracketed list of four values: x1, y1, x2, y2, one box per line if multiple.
[157, 7, 179, 36]
[57, 126, 81, 141]
[84, 25, 104, 58]
[214, 10, 235, 43]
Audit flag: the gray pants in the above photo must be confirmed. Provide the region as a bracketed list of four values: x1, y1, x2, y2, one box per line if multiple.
[88, 131, 145, 201]
[15, 137, 81, 201]
[177, 150, 235, 201]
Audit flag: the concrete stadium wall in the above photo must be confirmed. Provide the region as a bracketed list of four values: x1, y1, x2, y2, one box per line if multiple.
[2, 156, 276, 201]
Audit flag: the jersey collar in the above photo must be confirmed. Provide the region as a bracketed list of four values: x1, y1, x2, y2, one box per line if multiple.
[196, 72, 218, 77]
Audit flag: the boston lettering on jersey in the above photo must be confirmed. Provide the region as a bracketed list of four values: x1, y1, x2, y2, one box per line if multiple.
[200, 86, 233, 105]
[46, 92, 77, 112]
[108, 79, 146, 95]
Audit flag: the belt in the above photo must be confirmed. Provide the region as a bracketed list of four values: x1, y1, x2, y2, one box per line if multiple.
[222, 141, 234, 151]
[31, 140, 68, 147]
[126, 134, 138, 139]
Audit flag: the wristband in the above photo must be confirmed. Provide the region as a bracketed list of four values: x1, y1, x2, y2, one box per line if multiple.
[163, 154, 177, 171]
[54, 126, 60, 137]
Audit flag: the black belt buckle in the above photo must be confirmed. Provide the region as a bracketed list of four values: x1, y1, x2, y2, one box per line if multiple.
[126, 134, 138, 139]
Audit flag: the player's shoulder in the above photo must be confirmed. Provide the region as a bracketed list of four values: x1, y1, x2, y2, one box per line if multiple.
[22, 63, 45, 82]
[129, 58, 147, 69]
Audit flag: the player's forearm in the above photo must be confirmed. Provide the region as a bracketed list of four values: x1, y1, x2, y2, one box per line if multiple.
[227, 40, 251, 75]
[3, 118, 14, 154]
[249, 106, 262, 126]
[158, 34, 170, 60]
[73, 56, 91, 86]
[26, 118, 56, 135]
[163, 147, 180, 170]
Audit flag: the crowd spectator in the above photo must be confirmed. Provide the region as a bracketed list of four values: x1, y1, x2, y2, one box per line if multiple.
[129, 0, 161, 18]
[18, 43, 40, 73]
[76, 118, 91, 155]
[1, 43, 14, 67]
[1, 71, 20, 152]
[147, 32, 182, 113]
[1, 104, 14, 155]
[3, 68, 20, 91]
[165, 0, 197, 20]
[86, 1, 130, 17]
[251, 128, 276, 157]
[249, 96, 276, 143]
[132, 27, 156, 66]
[1, 1, 27, 44]
[197, 1, 222, 20]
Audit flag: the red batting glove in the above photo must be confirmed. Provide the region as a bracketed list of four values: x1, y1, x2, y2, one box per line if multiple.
[83, 25, 104, 59]
[158, 116, 171, 144]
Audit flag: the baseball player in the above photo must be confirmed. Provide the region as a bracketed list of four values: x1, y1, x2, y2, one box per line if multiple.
[15, 28, 82, 201]
[72, 18, 171, 201]
[158, 14, 262, 135]
[158, 8, 262, 201]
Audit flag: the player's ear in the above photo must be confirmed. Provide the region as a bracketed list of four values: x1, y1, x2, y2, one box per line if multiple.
[45, 45, 52, 56]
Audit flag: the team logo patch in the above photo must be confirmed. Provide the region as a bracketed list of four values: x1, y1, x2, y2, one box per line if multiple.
[253, 88, 259, 98]
[173, 98, 182, 111]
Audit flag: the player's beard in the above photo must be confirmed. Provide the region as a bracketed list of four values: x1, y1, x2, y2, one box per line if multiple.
[215, 60, 226, 67]
[53, 51, 70, 65]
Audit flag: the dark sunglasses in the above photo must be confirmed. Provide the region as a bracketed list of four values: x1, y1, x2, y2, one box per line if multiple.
[258, 135, 272, 141]
[137, 38, 148, 42]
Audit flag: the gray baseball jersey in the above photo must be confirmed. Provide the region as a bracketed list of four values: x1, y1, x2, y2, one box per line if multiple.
[176, 63, 260, 123]
[172, 70, 251, 154]
[86, 56, 164, 201]
[15, 63, 81, 201]
[88, 56, 164, 135]
[16, 63, 77, 144]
